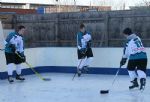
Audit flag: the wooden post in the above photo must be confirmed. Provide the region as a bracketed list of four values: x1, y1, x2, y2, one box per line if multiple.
[12, 14, 17, 29]
[55, 18, 58, 42]
[104, 12, 109, 47]
[55, 14, 59, 44]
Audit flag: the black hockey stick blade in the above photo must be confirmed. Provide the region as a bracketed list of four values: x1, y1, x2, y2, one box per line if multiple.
[100, 90, 109, 94]
[0, 49, 4, 51]
[43, 78, 51, 81]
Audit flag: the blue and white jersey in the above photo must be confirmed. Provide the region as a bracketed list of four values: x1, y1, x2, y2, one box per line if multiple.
[5, 32, 24, 53]
[123, 34, 147, 60]
[77, 31, 92, 50]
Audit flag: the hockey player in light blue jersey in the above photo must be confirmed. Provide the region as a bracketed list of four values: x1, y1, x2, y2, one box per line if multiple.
[120, 28, 147, 90]
[76, 24, 93, 77]
[5, 25, 26, 83]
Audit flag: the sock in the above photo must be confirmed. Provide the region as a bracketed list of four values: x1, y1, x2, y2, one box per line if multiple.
[137, 70, 146, 79]
[7, 63, 14, 76]
[16, 64, 22, 75]
[78, 58, 86, 69]
[83, 57, 93, 67]
[128, 71, 137, 81]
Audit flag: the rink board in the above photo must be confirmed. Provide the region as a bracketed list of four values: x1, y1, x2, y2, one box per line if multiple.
[0, 47, 150, 79]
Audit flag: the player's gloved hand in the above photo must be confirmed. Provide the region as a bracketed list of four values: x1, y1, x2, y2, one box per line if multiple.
[9, 44, 16, 53]
[17, 52, 26, 63]
[80, 48, 87, 54]
[120, 58, 127, 66]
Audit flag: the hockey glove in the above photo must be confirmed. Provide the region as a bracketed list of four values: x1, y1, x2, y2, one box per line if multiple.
[17, 52, 26, 63]
[80, 48, 87, 55]
[120, 58, 127, 66]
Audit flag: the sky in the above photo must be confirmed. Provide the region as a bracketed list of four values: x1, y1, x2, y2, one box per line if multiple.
[1, 0, 150, 10]
[77, 0, 150, 9]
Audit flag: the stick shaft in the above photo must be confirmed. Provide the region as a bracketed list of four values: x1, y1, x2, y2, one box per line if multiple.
[72, 59, 83, 80]
[16, 53, 46, 81]
[25, 61, 45, 80]
[111, 66, 121, 86]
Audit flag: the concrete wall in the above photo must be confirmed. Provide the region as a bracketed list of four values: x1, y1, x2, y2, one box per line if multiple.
[0, 47, 150, 73]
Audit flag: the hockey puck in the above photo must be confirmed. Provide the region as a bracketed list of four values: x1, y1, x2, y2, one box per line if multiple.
[100, 90, 109, 94]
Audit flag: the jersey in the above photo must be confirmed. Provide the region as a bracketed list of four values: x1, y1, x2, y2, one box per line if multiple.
[77, 31, 92, 50]
[5, 32, 24, 53]
[123, 34, 147, 60]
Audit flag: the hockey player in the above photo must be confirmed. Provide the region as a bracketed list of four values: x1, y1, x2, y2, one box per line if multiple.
[76, 24, 93, 77]
[5, 25, 26, 83]
[120, 28, 147, 90]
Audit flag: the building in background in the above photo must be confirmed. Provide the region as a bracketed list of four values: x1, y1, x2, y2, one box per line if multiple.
[0, 0, 111, 29]
[0, 0, 111, 14]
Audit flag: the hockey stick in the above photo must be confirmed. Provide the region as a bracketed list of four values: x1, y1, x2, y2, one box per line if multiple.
[1, 49, 51, 81]
[72, 59, 83, 80]
[0, 49, 4, 51]
[16, 53, 51, 81]
[100, 65, 122, 94]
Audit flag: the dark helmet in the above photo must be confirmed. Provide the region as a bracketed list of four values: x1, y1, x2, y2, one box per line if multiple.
[80, 23, 85, 29]
[123, 28, 132, 35]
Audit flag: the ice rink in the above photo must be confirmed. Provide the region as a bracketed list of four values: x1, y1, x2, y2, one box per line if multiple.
[0, 73, 149, 102]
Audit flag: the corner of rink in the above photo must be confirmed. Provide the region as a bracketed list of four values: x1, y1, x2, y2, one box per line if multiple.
[0, 47, 150, 79]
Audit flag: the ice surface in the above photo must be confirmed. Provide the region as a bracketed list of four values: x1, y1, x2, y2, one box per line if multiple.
[0, 73, 149, 102]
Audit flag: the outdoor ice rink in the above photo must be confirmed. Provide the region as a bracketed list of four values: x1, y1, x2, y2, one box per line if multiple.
[0, 73, 149, 102]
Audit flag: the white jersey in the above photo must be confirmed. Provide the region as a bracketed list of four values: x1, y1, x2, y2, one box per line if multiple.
[123, 34, 147, 60]
[5, 32, 24, 53]
[77, 32, 91, 50]
[11, 35, 24, 53]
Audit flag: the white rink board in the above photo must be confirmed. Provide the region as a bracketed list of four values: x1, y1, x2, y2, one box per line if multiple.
[0, 47, 150, 72]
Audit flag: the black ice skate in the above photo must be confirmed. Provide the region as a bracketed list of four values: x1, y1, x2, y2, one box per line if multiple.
[129, 78, 139, 90]
[77, 69, 82, 77]
[16, 74, 25, 81]
[8, 76, 14, 83]
[140, 78, 146, 91]
[82, 66, 89, 73]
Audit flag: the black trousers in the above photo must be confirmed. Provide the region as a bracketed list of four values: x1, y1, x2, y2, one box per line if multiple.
[127, 59, 147, 72]
[77, 48, 93, 59]
[5, 52, 23, 65]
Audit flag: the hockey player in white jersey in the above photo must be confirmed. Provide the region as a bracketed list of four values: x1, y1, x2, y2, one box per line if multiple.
[76, 24, 93, 77]
[120, 28, 147, 90]
[5, 25, 26, 83]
